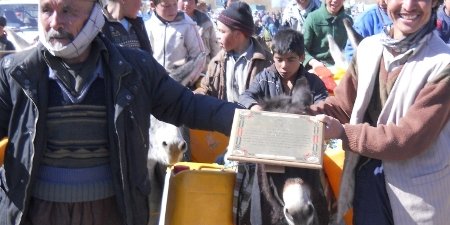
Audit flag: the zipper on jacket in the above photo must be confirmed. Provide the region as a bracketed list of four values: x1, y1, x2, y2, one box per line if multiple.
[18, 86, 39, 225]
[111, 71, 133, 225]
[128, 109, 147, 149]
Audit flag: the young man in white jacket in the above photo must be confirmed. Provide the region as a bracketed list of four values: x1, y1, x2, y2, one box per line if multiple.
[145, 0, 205, 88]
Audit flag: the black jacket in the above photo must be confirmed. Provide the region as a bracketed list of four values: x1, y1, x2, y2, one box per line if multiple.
[238, 64, 328, 108]
[0, 35, 238, 225]
[0, 34, 15, 58]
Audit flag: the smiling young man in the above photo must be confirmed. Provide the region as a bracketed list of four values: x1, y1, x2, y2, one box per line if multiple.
[302, 0, 352, 70]
[0, 0, 241, 224]
[312, 0, 450, 223]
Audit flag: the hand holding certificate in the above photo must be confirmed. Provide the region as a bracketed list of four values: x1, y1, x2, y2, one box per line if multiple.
[227, 109, 325, 169]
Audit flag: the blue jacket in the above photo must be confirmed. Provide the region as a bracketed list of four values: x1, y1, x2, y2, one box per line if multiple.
[436, 5, 450, 44]
[238, 64, 328, 108]
[0, 35, 239, 225]
[343, 5, 392, 61]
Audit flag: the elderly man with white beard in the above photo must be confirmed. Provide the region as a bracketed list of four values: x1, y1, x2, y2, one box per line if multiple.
[0, 0, 241, 225]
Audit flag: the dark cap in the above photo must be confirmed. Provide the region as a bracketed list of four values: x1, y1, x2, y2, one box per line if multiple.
[217, 2, 254, 37]
[0, 16, 6, 27]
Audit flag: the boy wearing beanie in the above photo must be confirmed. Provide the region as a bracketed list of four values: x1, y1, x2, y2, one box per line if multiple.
[195, 1, 272, 102]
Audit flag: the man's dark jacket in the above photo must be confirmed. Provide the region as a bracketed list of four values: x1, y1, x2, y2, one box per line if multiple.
[0, 34, 237, 225]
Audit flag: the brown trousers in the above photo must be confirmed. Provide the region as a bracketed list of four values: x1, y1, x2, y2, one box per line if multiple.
[23, 197, 124, 225]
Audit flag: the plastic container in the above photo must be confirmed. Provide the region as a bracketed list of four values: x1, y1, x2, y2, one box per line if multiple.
[161, 162, 236, 225]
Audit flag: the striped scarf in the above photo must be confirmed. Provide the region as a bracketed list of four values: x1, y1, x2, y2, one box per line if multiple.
[380, 14, 436, 54]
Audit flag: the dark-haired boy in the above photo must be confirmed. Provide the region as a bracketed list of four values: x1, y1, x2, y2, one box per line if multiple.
[239, 28, 328, 109]
[234, 29, 330, 225]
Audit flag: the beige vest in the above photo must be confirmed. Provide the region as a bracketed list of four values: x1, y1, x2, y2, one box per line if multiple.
[338, 32, 450, 224]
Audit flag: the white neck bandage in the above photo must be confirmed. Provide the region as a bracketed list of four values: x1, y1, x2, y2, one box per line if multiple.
[39, 3, 105, 59]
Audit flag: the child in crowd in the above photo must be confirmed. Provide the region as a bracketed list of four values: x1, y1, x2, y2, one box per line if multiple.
[232, 29, 331, 225]
[239, 28, 328, 110]
[194, 2, 272, 102]
[437, 0, 450, 44]
[145, 0, 205, 88]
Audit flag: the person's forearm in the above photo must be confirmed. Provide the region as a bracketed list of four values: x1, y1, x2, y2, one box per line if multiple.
[343, 77, 450, 160]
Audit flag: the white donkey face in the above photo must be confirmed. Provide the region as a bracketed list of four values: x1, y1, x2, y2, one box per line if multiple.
[148, 115, 187, 165]
[283, 178, 319, 225]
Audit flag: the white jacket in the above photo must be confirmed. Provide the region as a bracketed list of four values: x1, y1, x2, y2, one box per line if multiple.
[145, 12, 205, 85]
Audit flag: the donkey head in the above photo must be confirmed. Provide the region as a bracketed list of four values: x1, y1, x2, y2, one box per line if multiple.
[258, 83, 321, 225]
[148, 115, 187, 166]
[283, 178, 319, 225]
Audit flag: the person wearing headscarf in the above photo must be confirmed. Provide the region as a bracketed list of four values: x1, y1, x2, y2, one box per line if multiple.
[313, 0, 450, 223]
[0, 0, 241, 224]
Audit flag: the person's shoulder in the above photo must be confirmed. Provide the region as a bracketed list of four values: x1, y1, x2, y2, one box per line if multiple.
[145, 13, 161, 26]
[257, 65, 276, 77]
[356, 33, 382, 50]
[194, 10, 212, 24]
[210, 49, 227, 64]
[355, 5, 381, 21]
[101, 35, 153, 63]
[437, 5, 448, 18]
[428, 31, 450, 53]
[252, 38, 273, 60]
[1, 46, 40, 74]
[304, 69, 323, 82]
[305, 5, 326, 21]
[174, 12, 196, 25]
[116, 45, 154, 64]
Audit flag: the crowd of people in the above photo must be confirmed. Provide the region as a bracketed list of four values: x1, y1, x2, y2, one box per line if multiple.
[0, 0, 449, 225]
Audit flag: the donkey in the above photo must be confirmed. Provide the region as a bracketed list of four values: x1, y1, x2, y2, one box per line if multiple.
[254, 83, 331, 225]
[147, 115, 188, 225]
[147, 53, 206, 225]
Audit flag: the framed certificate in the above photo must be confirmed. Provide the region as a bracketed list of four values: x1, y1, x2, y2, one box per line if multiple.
[227, 109, 325, 169]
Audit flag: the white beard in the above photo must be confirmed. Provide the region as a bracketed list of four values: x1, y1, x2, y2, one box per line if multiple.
[39, 3, 105, 59]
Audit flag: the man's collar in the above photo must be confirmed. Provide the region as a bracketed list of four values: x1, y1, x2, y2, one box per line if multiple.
[228, 39, 254, 61]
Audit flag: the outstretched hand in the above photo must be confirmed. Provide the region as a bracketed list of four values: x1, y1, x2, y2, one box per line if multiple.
[250, 104, 263, 111]
[312, 114, 344, 140]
